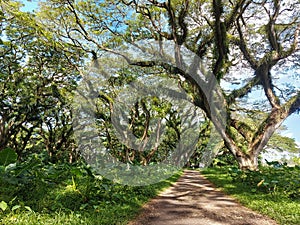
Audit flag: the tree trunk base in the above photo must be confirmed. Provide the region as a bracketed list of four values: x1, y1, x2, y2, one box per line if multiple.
[237, 155, 258, 170]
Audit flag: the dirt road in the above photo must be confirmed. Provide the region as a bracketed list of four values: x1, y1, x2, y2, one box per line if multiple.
[128, 170, 278, 225]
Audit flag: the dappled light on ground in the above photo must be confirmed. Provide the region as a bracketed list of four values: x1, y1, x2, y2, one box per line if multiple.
[128, 170, 278, 225]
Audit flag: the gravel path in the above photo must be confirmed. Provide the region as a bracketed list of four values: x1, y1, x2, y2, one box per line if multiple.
[128, 170, 278, 225]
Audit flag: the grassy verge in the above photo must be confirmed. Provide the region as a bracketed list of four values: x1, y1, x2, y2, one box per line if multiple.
[201, 167, 300, 225]
[0, 162, 182, 225]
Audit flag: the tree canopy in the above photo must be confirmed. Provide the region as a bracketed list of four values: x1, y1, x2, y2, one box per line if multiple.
[0, 0, 299, 170]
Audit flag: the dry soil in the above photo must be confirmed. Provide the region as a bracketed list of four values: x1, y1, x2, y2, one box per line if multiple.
[128, 170, 278, 225]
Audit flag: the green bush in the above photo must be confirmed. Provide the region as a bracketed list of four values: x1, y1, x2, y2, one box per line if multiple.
[0, 153, 182, 224]
[202, 166, 300, 225]
[227, 162, 300, 199]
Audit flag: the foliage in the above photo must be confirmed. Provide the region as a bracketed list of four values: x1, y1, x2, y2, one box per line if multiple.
[1, 0, 299, 223]
[212, 148, 238, 167]
[292, 157, 300, 166]
[33, 0, 300, 170]
[0, 148, 17, 166]
[0, 0, 82, 162]
[228, 163, 300, 199]
[267, 132, 299, 153]
[202, 166, 300, 225]
[0, 155, 182, 224]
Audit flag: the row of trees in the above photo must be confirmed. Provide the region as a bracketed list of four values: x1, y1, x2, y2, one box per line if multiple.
[0, 0, 299, 170]
[0, 1, 83, 161]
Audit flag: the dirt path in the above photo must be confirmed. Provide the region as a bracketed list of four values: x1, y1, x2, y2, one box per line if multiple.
[128, 170, 278, 225]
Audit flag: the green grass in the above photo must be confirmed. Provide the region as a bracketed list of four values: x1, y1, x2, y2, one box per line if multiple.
[201, 167, 300, 225]
[0, 162, 182, 225]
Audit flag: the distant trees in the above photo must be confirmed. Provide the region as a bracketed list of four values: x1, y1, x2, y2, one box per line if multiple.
[1, 0, 299, 169]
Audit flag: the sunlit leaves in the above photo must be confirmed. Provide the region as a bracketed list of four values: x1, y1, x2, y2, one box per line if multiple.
[0, 1, 80, 161]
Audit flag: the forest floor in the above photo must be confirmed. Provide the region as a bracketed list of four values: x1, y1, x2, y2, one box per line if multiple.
[128, 170, 278, 225]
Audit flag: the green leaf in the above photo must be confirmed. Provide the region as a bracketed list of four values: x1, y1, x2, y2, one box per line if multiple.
[0, 201, 8, 211]
[0, 148, 18, 166]
[11, 205, 21, 211]
[24, 206, 32, 212]
[80, 204, 88, 210]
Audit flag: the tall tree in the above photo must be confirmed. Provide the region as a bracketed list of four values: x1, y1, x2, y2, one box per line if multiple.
[37, 0, 300, 169]
[0, 0, 82, 161]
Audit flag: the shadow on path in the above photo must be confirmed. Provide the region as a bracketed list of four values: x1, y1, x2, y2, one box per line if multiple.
[128, 170, 278, 225]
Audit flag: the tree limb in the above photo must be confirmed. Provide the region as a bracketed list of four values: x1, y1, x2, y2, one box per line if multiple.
[227, 76, 260, 105]
[250, 91, 300, 155]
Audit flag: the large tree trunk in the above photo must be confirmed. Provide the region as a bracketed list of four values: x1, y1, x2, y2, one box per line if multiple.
[218, 94, 300, 170]
[236, 153, 258, 170]
[221, 135, 259, 170]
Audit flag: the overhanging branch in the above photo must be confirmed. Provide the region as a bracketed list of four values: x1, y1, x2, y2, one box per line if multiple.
[227, 76, 260, 105]
[250, 91, 300, 154]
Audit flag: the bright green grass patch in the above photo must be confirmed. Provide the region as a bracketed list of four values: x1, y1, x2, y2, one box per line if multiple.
[201, 167, 300, 225]
[0, 161, 182, 225]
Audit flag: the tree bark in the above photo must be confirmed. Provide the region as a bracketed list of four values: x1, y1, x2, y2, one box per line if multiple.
[236, 152, 258, 170]
[222, 92, 300, 170]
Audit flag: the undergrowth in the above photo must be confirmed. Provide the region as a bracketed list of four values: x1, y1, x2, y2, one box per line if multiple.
[202, 164, 300, 225]
[0, 152, 182, 225]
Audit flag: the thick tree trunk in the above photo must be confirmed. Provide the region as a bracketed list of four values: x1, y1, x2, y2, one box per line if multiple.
[219, 95, 300, 170]
[222, 137, 259, 170]
[235, 152, 258, 170]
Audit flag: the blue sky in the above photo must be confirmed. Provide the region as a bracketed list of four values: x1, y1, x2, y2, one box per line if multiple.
[20, 0, 300, 146]
[282, 114, 300, 145]
[21, 0, 39, 12]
